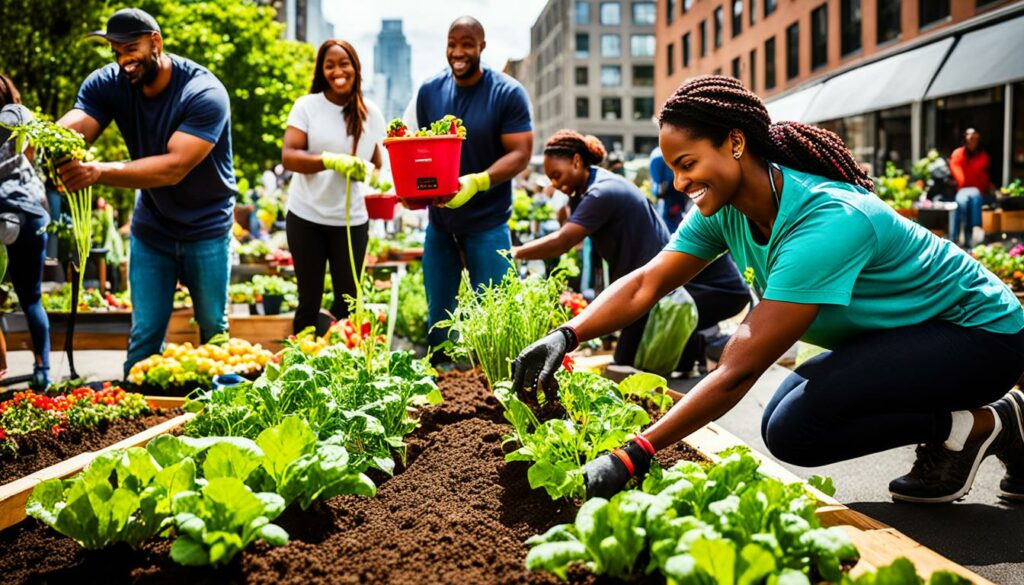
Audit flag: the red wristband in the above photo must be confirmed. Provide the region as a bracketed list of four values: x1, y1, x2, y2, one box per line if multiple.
[633, 435, 656, 456]
[611, 448, 635, 476]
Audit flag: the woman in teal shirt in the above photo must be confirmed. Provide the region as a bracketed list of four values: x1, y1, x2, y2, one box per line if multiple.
[512, 76, 1024, 504]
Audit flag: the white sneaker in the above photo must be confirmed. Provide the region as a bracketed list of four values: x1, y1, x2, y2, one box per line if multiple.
[971, 226, 985, 246]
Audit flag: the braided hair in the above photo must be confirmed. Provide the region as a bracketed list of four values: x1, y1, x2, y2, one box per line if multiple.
[658, 75, 874, 192]
[543, 130, 607, 166]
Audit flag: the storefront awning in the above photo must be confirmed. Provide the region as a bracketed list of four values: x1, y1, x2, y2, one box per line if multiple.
[764, 83, 823, 123]
[925, 14, 1024, 99]
[802, 38, 954, 123]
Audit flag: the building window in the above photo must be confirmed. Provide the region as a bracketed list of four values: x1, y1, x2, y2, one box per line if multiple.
[667, 43, 675, 75]
[575, 33, 590, 57]
[877, 0, 901, 45]
[575, 1, 590, 24]
[841, 0, 862, 56]
[700, 20, 708, 56]
[714, 6, 724, 49]
[749, 48, 757, 91]
[919, 0, 949, 28]
[601, 98, 622, 120]
[749, 0, 756, 25]
[576, 97, 590, 119]
[575, 66, 589, 86]
[600, 65, 622, 87]
[731, 56, 741, 79]
[765, 36, 776, 89]
[764, 0, 777, 17]
[682, 32, 691, 68]
[732, 0, 743, 37]
[630, 34, 655, 57]
[600, 2, 621, 25]
[633, 1, 656, 24]
[633, 97, 655, 120]
[682, 0, 693, 13]
[811, 4, 827, 70]
[633, 64, 654, 86]
[664, 0, 675, 25]
[786, 22, 799, 80]
[601, 34, 621, 57]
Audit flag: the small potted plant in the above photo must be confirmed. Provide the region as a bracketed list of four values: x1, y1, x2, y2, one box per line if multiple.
[228, 282, 253, 316]
[874, 162, 922, 218]
[998, 179, 1024, 211]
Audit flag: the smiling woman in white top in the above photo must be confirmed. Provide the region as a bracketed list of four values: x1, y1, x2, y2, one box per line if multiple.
[281, 39, 385, 334]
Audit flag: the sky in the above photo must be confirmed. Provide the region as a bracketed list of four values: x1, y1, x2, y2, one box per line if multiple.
[324, 0, 549, 87]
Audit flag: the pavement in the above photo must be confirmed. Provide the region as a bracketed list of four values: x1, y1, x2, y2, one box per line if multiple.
[4, 349, 1023, 583]
[669, 364, 1024, 584]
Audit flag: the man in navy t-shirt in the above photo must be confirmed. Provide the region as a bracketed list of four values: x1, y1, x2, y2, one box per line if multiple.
[56, 8, 236, 375]
[406, 16, 533, 356]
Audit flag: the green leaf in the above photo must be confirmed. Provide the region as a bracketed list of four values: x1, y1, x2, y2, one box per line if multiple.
[525, 541, 589, 580]
[769, 569, 812, 585]
[26, 480, 66, 527]
[737, 543, 776, 585]
[258, 522, 290, 546]
[807, 475, 837, 497]
[256, 416, 316, 482]
[689, 538, 737, 584]
[170, 536, 209, 566]
[203, 440, 264, 481]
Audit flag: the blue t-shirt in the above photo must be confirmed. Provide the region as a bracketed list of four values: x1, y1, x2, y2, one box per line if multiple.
[416, 67, 532, 234]
[666, 165, 1024, 348]
[74, 55, 236, 243]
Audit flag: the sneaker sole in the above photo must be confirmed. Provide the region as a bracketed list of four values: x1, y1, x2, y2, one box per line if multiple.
[890, 406, 1003, 504]
[997, 390, 1024, 502]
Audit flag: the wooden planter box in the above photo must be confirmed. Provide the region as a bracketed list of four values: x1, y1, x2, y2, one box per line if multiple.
[228, 313, 293, 352]
[0, 394, 191, 533]
[2, 310, 132, 351]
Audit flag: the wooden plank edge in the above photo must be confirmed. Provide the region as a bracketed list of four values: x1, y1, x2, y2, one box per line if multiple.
[145, 395, 188, 410]
[0, 413, 194, 533]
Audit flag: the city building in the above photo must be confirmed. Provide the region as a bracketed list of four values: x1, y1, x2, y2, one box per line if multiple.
[655, 0, 1024, 183]
[523, 0, 661, 158]
[273, 0, 334, 47]
[373, 19, 414, 121]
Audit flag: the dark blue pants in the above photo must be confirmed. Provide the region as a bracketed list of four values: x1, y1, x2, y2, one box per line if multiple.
[7, 212, 50, 370]
[761, 321, 1024, 467]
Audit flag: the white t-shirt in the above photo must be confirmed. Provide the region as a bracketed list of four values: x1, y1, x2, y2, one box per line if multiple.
[286, 93, 385, 226]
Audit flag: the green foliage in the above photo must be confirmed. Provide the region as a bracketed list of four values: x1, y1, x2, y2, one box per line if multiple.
[395, 263, 429, 346]
[874, 162, 922, 211]
[525, 449, 861, 582]
[1000, 179, 1024, 198]
[440, 263, 571, 386]
[493, 370, 662, 500]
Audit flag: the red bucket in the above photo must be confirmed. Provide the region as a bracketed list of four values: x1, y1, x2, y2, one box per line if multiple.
[364, 194, 398, 220]
[384, 135, 464, 205]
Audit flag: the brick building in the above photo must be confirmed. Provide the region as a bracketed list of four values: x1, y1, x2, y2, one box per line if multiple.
[654, 0, 1024, 182]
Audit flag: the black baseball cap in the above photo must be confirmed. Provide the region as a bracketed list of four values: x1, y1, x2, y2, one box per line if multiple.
[86, 8, 161, 43]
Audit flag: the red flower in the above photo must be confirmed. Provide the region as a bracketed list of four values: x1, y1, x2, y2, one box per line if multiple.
[562, 354, 575, 373]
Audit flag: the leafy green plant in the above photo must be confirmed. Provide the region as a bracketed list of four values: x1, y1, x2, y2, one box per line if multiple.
[440, 263, 571, 386]
[493, 370, 666, 500]
[525, 449, 860, 582]
[395, 263, 428, 346]
[874, 162, 923, 211]
[1000, 179, 1024, 198]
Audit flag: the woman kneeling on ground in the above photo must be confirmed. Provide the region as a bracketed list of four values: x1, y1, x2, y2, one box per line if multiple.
[512, 130, 750, 374]
[512, 75, 1024, 504]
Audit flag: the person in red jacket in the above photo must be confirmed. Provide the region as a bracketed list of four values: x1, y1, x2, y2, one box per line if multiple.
[949, 128, 991, 247]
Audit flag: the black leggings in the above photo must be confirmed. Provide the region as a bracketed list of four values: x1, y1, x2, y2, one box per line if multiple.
[614, 287, 750, 369]
[285, 212, 368, 333]
[761, 321, 1024, 467]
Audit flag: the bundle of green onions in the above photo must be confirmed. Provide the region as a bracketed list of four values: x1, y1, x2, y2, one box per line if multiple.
[4, 118, 93, 307]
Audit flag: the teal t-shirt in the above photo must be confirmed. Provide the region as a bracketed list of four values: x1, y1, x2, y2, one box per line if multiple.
[666, 165, 1024, 349]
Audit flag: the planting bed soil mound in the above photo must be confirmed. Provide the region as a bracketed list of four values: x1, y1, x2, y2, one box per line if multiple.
[0, 370, 707, 585]
[0, 409, 183, 486]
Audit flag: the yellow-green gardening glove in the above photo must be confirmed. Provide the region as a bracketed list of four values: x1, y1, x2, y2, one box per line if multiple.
[443, 172, 490, 209]
[322, 152, 368, 182]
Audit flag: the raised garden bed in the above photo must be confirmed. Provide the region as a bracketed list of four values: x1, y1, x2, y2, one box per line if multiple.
[0, 371, 990, 584]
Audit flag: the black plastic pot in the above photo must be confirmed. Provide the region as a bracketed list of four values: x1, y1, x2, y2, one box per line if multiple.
[262, 294, 283, 315]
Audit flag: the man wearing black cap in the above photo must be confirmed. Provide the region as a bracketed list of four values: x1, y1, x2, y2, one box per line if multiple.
[56, 8, 236, 376]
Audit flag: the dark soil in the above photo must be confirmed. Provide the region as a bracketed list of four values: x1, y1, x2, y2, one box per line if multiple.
[0, 409, 183, 486]
[0, 370, 708, 585]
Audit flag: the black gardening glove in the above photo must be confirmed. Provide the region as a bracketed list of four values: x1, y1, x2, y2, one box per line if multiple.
[583, 438, 655, 500]
[511, 327, 577, 394]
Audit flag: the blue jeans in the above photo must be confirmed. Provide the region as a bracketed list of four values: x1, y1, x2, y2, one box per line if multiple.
[125, 233, 230, 376]
[952, 187, 989, 245]
[761, 321, 1024, 467]
[8, 212, 50, 372]
[423, 222, 511, 350]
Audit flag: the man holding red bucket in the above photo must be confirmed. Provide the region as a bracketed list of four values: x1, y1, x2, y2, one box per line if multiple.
[406, 16, 533, 361]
